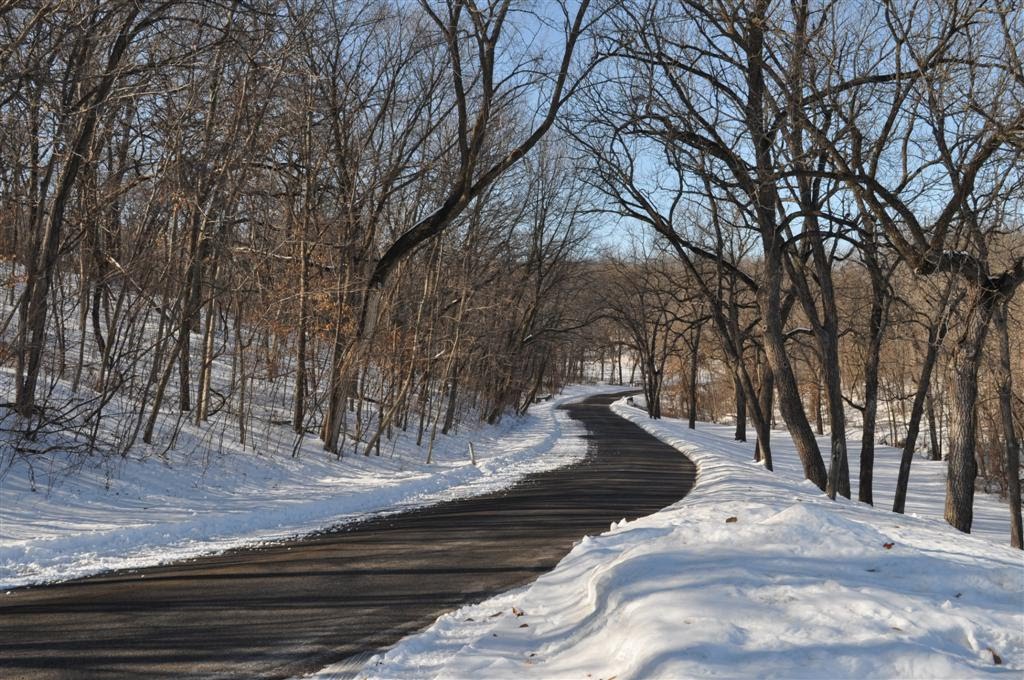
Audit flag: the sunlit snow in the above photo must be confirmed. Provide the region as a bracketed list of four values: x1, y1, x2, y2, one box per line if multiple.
[321, 398, 1023, 680]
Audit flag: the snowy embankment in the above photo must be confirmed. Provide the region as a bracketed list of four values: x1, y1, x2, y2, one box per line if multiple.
[0, 384, 625, 589]
[343, 398, 1024, 680]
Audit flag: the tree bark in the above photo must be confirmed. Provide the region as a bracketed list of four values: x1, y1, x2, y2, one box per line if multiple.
[927, 393, 942, 461]
[814, 380, 824, 435]
[442, 369, 460, 435]
[734, 375, 747, 442]
[292, 238, 308, 433]
[754, 360, 774, 471]
[893, 307, 950, 513]
[759, 280, 826, 489]
[820, 329, 851, 499]
[994, 301, 1023, 548]
[858, 281, 888, 506]
[945, 284, 997, 533]
[687, 327, 700, 429]
[195, 295, 217, 423]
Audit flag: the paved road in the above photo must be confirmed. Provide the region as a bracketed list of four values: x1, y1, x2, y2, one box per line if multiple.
[0, 392, 696, 679]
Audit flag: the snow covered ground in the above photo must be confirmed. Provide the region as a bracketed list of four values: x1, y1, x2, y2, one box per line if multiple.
[0, 384, 627, 589]
[333, 398, 1023, 680]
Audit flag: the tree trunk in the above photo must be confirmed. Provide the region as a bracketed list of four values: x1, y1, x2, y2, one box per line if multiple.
[687, 328, 700, 429]
[927, 393, 942, 461]
[814, 381, 824, 435]
[859, 284, 889, 505]
[292, 239, 308, 433]
[71, 249, 89, 392]
[893, 314, 948, 513]
[820, 330, 851, 500]
[322, 261, 354, 452]
[859, 368, 879, 505]
[195, 295, 217, 423]
[442, 369, 460, 435]
[994, 301, 1023, 549]
[945, 284, 996, 533]
[233, 303, 248, 447]
[745, 0, 824, 490]
[644, 353, 662, 419]
[143, 322, 185, 444]
[759, 282, 826, 489]
[754, 359, 774, 471]
[416, 371, 431, 446]
[734, 375, 746, 442]
[177, 211, 207, 413]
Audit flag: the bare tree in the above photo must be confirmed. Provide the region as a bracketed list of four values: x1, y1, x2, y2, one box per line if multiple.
[789, 0, 1024, 532]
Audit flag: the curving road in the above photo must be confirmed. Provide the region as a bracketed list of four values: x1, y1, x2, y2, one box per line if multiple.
[0, 391, 696, 679]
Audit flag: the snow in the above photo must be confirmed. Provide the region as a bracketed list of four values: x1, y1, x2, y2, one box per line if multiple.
[327, 398, 1023, 680]
[0, 384, 627, 589]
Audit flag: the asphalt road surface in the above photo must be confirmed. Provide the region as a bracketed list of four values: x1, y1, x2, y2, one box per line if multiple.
[0, 391, 696, 679]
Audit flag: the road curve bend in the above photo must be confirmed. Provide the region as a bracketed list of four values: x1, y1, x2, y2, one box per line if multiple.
[0, 391, 696, 679]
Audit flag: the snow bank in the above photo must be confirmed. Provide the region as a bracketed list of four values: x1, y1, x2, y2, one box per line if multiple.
[0, 384, 625, 589]
[622, 399, 1012, 544]
[341, 399, 1023, 679]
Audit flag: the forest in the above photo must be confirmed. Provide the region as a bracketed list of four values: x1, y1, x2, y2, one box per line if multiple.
[1, 0, 1021, 546]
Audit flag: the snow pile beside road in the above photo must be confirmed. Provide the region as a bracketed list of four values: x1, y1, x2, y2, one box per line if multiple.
[349, 399, 1023, 679]
[623, 394, 1011, 542]
[0, 384, 623, 589]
